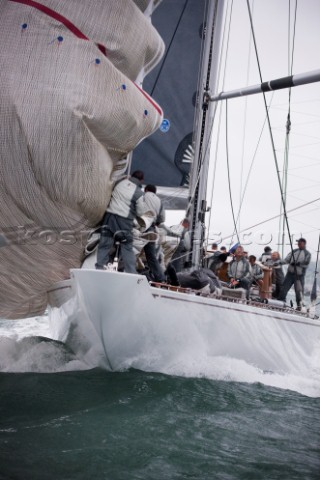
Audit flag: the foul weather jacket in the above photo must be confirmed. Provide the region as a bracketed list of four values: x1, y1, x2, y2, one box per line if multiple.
[284, 248, 311, 276]
[106, 177, 145, 220]
[227, 257, 252, 281]
[143, 191, 165, 226]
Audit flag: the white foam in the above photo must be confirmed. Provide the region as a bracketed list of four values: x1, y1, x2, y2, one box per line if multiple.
[0, 315, 91, 373]
[166, 354, 320, 398]
[119, 349, 319, 397]
[0, 315, 51, 339]
[0, 336, 89, 373]
[1, 314, 319, 397]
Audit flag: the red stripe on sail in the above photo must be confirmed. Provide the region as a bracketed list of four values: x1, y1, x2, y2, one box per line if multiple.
[131, 82, 163, 116]
[9, 0, 107, 55]
[9, 0, 163, 117]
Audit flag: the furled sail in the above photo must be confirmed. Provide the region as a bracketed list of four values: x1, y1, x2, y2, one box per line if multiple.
[0, 0, 164, 318]
[132, 0, 206, 188]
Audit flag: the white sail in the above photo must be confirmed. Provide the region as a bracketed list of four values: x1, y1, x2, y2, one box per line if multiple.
[0, 0, 164, 318]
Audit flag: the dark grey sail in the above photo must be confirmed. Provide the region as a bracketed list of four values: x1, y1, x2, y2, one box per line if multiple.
[132, 0, 207, 187]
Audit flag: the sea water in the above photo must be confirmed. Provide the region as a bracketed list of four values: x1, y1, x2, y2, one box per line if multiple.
[0, 315, 319, 480]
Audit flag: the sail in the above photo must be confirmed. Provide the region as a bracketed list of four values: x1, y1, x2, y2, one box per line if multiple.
[0, 0, 164, 318]
[131, 0, 207, 188]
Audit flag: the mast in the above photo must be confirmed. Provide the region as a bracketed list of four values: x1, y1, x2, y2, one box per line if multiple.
[181, 1, 320, 270]
[188, 0, 226, 269]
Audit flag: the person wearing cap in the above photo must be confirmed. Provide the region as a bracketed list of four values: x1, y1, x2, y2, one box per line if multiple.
[278, 238, 311, 308]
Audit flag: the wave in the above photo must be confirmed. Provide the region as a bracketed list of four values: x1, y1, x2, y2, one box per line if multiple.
[1, 316, 319, 398]
[0, 335, 89, 373]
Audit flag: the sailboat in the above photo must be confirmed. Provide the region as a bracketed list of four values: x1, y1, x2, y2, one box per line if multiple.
[1, 0, 320, 374]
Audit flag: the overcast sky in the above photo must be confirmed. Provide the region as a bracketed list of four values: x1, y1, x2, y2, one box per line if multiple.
[196, 0, 320, 258]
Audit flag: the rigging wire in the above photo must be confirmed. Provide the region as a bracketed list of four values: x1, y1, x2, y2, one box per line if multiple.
[230, 94, 274, 246]
[225, 99, 240, 245]
[205, 101, 223, 244]
[206, 0, 234, 247]
[222, 0, 275, 249]
[314, 233, 320, 273]
[279, 0, 298, 255]
[150, 0, 189, 97]
[186, 0, 232, 269]
[128, 1, 189, 177]
[238, 0, 254, 234]
[279, 111, 291, 254]
[310, 232, 320, 303]
[245, 0, 297, 266]
[184, 102, 219, 219]
[290, 0, 298, 77]
[217, 195, 320, 244]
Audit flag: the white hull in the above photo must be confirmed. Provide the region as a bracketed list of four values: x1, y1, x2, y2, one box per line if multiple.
[57, 269, 320, 375]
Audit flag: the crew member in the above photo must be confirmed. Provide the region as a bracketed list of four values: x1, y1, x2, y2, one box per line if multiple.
[278, 238, 311, 309]
[95, 171, 145, 273]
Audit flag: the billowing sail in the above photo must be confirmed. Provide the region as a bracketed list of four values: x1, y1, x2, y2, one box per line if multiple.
[132, 0, 206, 187]
[0, 0, 164, 318]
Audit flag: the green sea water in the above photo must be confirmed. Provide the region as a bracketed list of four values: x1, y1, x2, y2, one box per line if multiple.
[1, 367, 319, 480]
[0, 316, 319, 480]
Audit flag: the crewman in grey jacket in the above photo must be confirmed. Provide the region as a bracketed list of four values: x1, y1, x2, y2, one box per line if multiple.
[141, 184, 166, 282]
[278, 238, 311, 308]
[227, 245, 252, 299]
[95, 170, 145, 273]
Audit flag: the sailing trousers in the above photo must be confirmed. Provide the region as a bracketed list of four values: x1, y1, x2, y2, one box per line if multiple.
[143, 240, 165, 282]
[95, 213, 137, 273]
[236, 278, 251, 300]
[278, 271, 305, 305]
